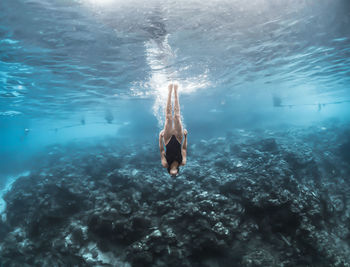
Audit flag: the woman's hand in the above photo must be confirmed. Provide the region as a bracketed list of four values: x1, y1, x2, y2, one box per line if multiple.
[159, 130, 165, 137]
[184, 129, 188, 136]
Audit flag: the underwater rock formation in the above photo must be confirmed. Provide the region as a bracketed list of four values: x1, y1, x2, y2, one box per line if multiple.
[1, 123, 350, 266]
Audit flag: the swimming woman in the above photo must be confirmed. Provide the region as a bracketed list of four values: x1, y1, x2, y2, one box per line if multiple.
[159, 83, 187, 177]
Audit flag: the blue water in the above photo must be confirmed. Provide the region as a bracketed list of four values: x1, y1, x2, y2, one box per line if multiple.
[2, 1, 350, 265]
[1, 0, 350, 180]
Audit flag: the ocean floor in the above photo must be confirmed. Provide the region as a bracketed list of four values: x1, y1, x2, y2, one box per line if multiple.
[1, 121, 350, 266]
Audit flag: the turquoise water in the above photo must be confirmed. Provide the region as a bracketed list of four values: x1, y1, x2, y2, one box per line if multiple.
[1, 1, 350, 265]
[1, 0, 350, 168]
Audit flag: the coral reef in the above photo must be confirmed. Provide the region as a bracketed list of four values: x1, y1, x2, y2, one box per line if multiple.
[1, 123, 350, 266]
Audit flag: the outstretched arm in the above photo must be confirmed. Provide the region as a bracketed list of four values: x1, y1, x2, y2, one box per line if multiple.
[159, 130, 168, 168]
[181, 129, 188, 165]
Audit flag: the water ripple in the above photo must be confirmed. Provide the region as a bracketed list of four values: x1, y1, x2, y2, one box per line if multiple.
[0, 0, 349, 119]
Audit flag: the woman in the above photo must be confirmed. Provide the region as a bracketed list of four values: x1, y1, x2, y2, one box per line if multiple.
[159, 83, 188, 177]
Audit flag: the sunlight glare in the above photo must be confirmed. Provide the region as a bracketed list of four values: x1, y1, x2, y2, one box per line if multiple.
[130, 35, 210, 128]
[83, 0, 117, 6]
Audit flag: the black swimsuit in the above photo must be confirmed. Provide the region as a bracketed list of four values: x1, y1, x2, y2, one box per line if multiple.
[165, 135, 183, 173]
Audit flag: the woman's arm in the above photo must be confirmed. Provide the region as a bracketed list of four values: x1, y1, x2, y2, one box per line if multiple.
[181, 129, 188, 165]
[159, 130, 168, 168]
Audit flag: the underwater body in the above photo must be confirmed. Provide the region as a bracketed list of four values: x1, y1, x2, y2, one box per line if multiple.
[1, 0, 350, 265]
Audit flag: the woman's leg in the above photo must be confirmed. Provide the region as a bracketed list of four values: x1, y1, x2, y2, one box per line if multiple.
[163, 83, 174, 145]
[173, 83, 183, 143]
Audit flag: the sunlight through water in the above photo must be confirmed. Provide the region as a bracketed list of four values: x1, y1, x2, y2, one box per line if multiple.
[133, 33, 211, 128]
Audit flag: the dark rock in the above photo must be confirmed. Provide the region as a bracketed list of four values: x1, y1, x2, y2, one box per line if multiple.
[88, 215, 114, 240]
[0, 219, 9, 240]
[260, 138, 278, 152]
[339, 141, 350, 163]
[129, 250, 153, 267]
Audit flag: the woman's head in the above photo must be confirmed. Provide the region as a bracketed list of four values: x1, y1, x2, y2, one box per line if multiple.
[167, 165, 180, 177]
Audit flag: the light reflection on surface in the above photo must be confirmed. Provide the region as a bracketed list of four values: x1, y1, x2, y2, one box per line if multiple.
[82, 0, 117, 6]
[1, 0, 349, 122]
[138, 34, 210, 128]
